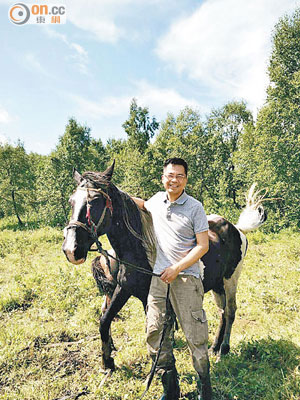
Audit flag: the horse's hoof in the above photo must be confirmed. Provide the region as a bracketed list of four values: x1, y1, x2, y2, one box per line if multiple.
[102, 357, 115, 371]
[220, 343, 230, 355]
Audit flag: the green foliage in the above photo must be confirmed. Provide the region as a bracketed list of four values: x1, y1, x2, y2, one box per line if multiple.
[0, 142, 35, 226]
[213, 338, 300, 400]
[1, 9, 300, 230]
[34, 118, 109, 226]
[0, 229, 299, 399]
[112, 98, 160, 199]
[204, 102, 254, 217]
[151, 108, 210, 201]
[235, 9, 300, 229]
[122, 98, 159, 153]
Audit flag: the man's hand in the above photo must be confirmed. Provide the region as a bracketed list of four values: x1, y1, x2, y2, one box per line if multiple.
[160, 264, 180, 283]
[160, 231, 209, 284]
[131, 196, 145, 209]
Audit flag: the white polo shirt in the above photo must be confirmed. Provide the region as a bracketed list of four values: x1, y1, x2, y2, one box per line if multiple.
[145, 191, 208, 278]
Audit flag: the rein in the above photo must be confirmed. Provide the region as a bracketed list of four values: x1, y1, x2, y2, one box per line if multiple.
[85, 210, 170, 400]
[93, 234, 161, 278]
[140, 283, 170, 400]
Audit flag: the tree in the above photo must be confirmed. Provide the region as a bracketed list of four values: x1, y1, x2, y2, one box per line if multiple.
[36, 118, 108, 226]
[0, 142, 34, 226]
[151, 107, 212, 203]
[122, 98, 159, 153]
[106, 99, 160, 199]
[204, 101, 254, 217]
[249, 9, 300, 228]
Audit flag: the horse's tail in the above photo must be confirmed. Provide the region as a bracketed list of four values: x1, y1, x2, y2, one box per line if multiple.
[235, 183, 267, 234]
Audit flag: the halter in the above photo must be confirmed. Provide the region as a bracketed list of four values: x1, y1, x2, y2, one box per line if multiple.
[66, 186, 113, 238]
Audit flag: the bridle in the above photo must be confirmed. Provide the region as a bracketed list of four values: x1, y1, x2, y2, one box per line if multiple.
[66, 186, 113, 238]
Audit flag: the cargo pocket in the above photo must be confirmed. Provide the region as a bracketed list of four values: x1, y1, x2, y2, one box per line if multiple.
[191, 309, 208, 345]
[146, 303, 163, 336]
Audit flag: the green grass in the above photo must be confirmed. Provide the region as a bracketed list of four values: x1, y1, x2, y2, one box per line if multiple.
[0, 228, 299, 399]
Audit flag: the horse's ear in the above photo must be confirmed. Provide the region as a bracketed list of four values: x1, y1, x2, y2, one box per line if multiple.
[73, 168, 83, 184]
[102, 160, 115, 181]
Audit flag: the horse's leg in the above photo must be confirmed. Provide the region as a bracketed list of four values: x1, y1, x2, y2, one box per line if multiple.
[101, 295, 118, 350]
[217, 258, 244, 355]
[99, 284, 131, 370]
[101, 295, 111, 314]
[211, 289, 226, 355]
[220, 275, 240, 355]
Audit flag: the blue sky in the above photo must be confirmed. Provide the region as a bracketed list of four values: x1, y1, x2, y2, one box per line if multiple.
[0, 0, 299, 155]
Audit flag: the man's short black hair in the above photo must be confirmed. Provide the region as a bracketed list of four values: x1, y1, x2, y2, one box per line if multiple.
[163, 158, 188, 175]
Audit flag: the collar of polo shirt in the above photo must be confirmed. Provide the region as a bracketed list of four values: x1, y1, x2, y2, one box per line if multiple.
[164, 190, 188, 205]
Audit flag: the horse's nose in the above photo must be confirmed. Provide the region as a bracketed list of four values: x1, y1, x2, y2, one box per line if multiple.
[62, 243, 85, 264]
[64, 249, 85, 265]
[62, 231, 86, 265]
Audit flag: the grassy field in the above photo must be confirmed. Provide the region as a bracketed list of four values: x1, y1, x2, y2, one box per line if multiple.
[0, 227, 299, 400]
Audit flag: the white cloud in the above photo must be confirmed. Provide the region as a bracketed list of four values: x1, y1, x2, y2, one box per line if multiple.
[44, 28, 89, 74]
[24, 53, 51, 77]
[70, 42, 88, 58]
[155, 0, 300, 112]
[64, 0, 192, 43]
[65, 0, 131, 43]
[70, 80, 202, 121]
[70, 93, 131, 119]
[0, 107, 12, 124]
[133, 80, 203, 117]
[68, 81, 203, 143]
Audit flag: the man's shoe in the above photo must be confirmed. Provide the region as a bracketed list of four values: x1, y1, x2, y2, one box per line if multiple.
[197, 373, 212, 400]
[160, 368, 180, 400]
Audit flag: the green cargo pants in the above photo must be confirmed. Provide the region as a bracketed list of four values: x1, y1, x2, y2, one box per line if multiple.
[146, 275, 210, 377]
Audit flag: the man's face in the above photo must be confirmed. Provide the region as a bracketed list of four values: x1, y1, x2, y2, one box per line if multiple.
[162, 163, 187, 199]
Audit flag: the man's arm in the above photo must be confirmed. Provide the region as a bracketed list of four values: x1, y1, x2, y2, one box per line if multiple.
[160, 231, 209, 283]
[131, 196, 146, 210]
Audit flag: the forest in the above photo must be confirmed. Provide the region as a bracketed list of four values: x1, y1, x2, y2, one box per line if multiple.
[1, 10, 299, 232]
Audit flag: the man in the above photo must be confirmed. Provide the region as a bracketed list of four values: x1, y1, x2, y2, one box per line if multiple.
[132, 158, 212, 400]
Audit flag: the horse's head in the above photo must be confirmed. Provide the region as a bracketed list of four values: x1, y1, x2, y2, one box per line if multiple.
[62, 161, 115, 265]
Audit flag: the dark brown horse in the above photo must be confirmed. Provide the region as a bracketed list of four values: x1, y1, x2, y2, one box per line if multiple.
[62, 162, 266, 385]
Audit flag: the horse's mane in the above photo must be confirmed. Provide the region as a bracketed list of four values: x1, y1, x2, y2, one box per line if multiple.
[82, 171, 110, 188]
[137, 207, 157, 268]
[82, 171, 156, 268]
[118, 189, 157, 269]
